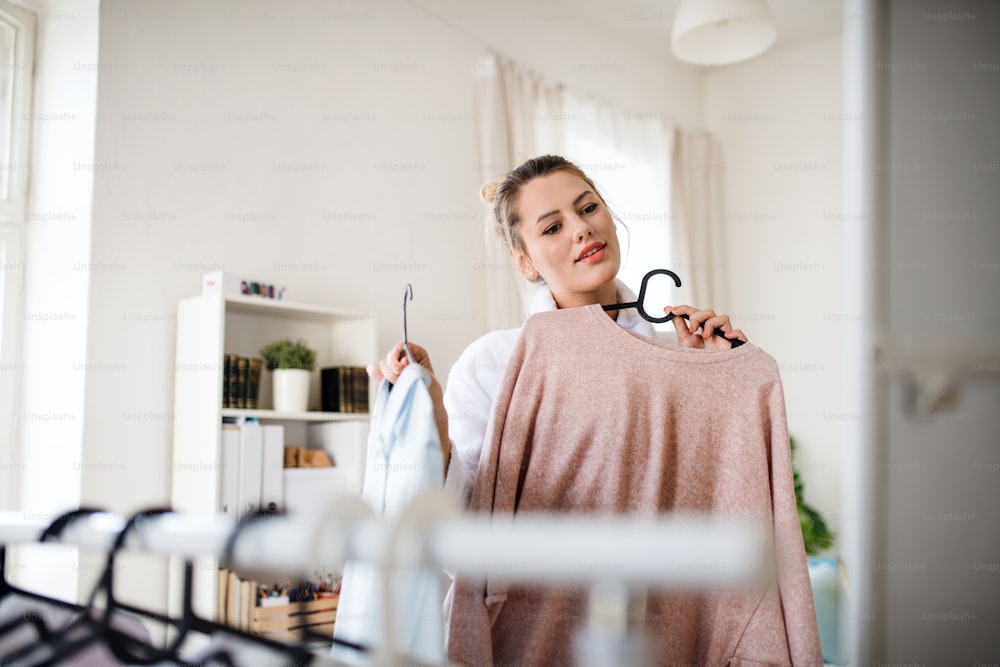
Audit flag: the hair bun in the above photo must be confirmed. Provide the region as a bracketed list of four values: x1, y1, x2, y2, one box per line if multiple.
[480, 181, 500, 205]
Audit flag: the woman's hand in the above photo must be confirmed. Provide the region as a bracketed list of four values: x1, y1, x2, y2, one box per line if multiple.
[664, 305, 748, 350]
[367, 341, 451, 473]
[368, 341, 437, 385]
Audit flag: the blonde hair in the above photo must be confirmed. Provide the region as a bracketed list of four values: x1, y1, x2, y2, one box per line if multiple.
[480, 155, 609, 258]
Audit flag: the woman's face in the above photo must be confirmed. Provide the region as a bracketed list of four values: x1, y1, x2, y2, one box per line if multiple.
[510, 169, 621, 307]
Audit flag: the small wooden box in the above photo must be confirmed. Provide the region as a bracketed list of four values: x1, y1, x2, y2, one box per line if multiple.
[249, 596, 339, 642]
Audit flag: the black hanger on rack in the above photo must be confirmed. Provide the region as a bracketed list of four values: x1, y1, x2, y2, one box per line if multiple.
[603, 269, 745, 348]
[0, 508, 104, 648]
[189, 509, 315, 667]
[22, 508, 186, 667]
[19, 507, 323, 667]
[178, 508, 332, 667]
[402, 283, 416, 364]
[212, 509, 368, 662]
[97, 508, 192, 665]
[1, 508, 376, 667]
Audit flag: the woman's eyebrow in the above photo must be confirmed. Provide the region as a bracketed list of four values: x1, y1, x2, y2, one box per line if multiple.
[534, 190, 594, 226]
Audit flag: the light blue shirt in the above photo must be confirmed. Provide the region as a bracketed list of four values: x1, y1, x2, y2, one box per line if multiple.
[332, 363, 444, 664]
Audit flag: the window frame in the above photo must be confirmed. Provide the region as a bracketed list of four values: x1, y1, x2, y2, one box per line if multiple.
[0, 0, 34, 509]
[0, 223, 23, 507]
[0, 0, 34, 221]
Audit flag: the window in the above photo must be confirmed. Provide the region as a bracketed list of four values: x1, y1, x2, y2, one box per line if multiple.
[476, 54, 674, 331]
[0, 0, 34, 221]
[0, 0, 34, 508]
[560, 93, 673, 331]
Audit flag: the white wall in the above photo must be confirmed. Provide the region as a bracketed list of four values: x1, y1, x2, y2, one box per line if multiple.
[9, 0, 848, 616]
[64, 0, 704, 609]
[410, 0, 704, 129]
[79, 0, 705, 508]
[704, 34, 844, 553]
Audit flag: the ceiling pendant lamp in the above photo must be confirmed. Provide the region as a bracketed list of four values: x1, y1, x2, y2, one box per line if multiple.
[671, 0, 778, 66]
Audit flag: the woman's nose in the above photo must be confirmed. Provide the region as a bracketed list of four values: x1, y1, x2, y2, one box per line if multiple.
[572, 217, 593, 241]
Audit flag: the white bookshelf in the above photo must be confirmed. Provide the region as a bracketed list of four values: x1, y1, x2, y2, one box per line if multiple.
[220, 408, 365, 422]
[169, 291, 376, 622]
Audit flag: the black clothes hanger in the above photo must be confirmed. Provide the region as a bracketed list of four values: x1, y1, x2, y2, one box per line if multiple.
[15, 507, 316, 667]
[24, 508, 185, 667]
[215, 509, 368, 660]
[3, 507, 223, 667]
[180, 509, 319, 667]
[37, 507, 106, 544]
[0, 508, 104, 648]
[2, 507, 366, 667]
[603, 269, 745, 348]
[96, 508, 193, 665]
[0, 599, 50, 646]
[402, 283, 416, 364]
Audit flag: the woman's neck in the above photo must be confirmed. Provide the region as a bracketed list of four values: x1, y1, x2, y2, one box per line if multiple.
[550, 281, 620, 319]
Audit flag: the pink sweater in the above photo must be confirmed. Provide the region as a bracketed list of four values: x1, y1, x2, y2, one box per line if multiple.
[444, 305, 823, 666]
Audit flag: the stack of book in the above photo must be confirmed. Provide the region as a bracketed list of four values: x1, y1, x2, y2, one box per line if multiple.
[223, 354, 263, 409]
[320, 367, 370, 413]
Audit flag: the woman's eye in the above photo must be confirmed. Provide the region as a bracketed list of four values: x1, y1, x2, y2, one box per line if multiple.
[542, 222, 562, 235]
[582, 203, 598, 215]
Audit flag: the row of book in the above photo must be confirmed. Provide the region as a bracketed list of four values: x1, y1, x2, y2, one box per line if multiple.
[223, 354, 263, 409]
[217, 568, 260, 632]
[321, 366, 370, 414]
[223, 358, 368, 414]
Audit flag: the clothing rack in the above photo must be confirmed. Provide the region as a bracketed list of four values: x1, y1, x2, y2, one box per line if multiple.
[0, 501, 769, 589]
[0, 493, 771, 666]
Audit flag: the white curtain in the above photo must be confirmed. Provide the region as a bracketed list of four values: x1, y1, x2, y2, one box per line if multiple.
[474, 54, 562, 331]
[670, 128, 728, 311]
[560, 92, 672, 330]
[475, 53, 672, 329]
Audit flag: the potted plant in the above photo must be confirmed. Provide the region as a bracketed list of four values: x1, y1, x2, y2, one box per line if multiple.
[260, 338, 316, 413]
[791, 436, 835, 555]
[791, 435, 842, 664]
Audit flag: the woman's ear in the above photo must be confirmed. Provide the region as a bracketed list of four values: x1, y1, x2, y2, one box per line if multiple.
[509, 248, 538, 281]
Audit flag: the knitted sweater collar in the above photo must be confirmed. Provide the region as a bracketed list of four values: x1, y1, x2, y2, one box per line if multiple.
[527, 279, 655, 339]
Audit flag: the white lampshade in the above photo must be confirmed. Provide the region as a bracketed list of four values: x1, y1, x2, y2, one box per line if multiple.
[671, 0, 778, 66]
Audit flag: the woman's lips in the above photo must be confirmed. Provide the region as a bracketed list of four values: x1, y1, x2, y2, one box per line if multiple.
[577, 242, 607, 264]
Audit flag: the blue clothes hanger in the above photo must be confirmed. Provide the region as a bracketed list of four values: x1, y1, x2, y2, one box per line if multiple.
[603, 269, 745, 348]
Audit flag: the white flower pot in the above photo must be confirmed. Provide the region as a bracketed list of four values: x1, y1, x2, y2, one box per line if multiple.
[271, 368, 310, 413]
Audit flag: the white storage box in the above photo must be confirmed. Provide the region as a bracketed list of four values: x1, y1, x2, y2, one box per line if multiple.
[202, 271, 244, 296]
[283, 467, 356, 515]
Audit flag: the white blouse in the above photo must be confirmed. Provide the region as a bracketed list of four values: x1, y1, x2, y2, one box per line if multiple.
[441, 280, 661, 505]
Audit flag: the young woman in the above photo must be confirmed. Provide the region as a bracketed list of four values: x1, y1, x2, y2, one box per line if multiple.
[368, 154, 748, 500]
[358, 155, 828, 667]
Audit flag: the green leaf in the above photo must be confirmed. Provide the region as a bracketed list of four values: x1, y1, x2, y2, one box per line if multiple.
[259, 339, 317, 371]
[790, 435, 836, 555]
